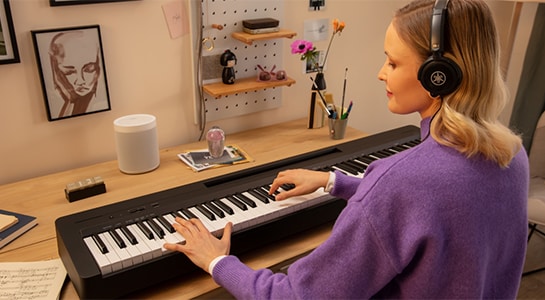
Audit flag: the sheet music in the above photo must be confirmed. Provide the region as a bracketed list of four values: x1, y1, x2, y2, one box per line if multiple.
[0, 258, 66, 300]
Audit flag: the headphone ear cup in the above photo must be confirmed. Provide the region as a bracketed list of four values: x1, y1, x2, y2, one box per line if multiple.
[418, 56, 462, 97]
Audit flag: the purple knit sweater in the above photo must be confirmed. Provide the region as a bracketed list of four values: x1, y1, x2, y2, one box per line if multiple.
[213, 118, 529, 299]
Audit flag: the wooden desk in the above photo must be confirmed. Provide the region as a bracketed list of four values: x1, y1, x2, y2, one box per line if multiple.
[0, 118, 366, 299]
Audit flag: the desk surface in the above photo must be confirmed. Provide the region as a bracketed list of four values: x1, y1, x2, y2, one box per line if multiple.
[0, 118, 366, 299]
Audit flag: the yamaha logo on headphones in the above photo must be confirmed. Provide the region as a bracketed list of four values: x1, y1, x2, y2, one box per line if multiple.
[430, 70, 447, 86]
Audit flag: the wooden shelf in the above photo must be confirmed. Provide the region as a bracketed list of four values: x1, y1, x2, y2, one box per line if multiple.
[203, 76, 296, 98]
[231, 29, 297, 45]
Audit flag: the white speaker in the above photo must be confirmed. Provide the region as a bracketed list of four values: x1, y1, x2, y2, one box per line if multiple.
[114, 114, 160, 174]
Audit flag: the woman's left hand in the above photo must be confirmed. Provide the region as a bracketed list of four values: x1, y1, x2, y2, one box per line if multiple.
[164, 217, 233, 273]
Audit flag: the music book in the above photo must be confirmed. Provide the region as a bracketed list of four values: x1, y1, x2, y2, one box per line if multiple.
[0, 210, 38, 249]
[177, 144, 253, 172]
[0, 258, 66, 300]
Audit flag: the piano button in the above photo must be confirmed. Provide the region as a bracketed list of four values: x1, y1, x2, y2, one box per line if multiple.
[115, 228, 143, 265]
[236, 193, 257, 207]
[137, 221, 154, 239]
[147, 219, 165, 238]
[109, 229, 126, 249]
[212, 199, 234, 215]
[84, 236, 113, 275]
[205, 202, 225, 218]
[98, 232, 124, 271]
[120, 226, 138, 245]
[128, 224, 161, 259]
[157, 215, 175, 233]
[195, 204, 216, 221]
[92, 234, 108, 254]
[226, 195, 247, 211]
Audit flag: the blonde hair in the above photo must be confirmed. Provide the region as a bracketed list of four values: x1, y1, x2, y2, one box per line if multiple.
[393, 0, 522, 168]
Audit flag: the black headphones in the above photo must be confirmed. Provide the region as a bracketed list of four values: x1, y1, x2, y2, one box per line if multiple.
[417, 0, 462, 97]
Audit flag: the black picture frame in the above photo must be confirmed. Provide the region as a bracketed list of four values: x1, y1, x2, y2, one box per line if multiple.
[32, 25, 111, 121]
[0, 0, 20, 64]
[50, 0, 136, 7]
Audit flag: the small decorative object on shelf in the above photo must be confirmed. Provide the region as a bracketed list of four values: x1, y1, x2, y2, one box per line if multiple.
[220, 49, 237, 84]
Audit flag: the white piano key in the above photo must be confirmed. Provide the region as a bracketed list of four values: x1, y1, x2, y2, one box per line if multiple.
[101, 232, 133, 269]
[129, 224, 163, 259]
[83, 236, 113, 275]
[115, 228, 143, 265]
[125, 225, 155, 262]
[162, 214, 187, 244]
[97, 233, 123, 272]
[141, 221, 171, 255]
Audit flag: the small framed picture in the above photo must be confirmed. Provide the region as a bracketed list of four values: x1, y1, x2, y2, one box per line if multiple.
[0, 0, 20, 65]
[50, 0, 136, 6]
[32, 25, 111, 121]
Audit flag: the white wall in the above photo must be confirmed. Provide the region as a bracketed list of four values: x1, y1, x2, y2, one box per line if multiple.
[0, 0, 529, 184]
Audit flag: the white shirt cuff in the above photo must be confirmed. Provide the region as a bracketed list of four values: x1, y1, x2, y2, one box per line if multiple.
[324, 171, 336, 193]
[208, 255, 228, 275]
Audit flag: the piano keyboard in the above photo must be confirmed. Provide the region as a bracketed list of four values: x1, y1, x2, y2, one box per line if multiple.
[56, 125, 421, 299]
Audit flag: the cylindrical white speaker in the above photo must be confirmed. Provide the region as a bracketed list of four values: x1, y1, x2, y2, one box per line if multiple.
[114, 114, 160, 174]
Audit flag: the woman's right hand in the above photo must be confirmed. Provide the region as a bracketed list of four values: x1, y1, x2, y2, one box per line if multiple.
[269, 169, 330, 201]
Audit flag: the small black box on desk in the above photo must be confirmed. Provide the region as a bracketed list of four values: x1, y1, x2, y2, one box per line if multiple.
[65, 176, 106, 202]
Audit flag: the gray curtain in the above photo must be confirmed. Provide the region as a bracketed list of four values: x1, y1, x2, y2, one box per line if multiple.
[509, 3, 545, 152]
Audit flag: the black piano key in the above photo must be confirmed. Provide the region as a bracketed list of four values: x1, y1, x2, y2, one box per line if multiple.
[213, 199, 234, 215]
[344, 160, 366, 172]
[336, 162, 359, 175]
[137, 221, 154, 239]
[235, 193, 257, 208]
[180, 208, 198, 219]
[226, 195, 247, 211]
[92, 234, 108, 254]
[281, 183, 296, 191]
[258, 186, 277, 201]
[204, 202, 225, 218]
[157, 215, 175, 233]
[370, 151, 388, 159]
[195, 204, 216, 221]
[120, 226, 138, 245]
[109, 229, 126, 249]
[147, 219, 165, 238]
[358, 155, 376, 164]
[171, 210, 184, 219]
[245, 190, 268, 205]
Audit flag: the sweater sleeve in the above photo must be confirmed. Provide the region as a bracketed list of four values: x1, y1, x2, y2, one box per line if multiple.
[330, 170, 362, 200]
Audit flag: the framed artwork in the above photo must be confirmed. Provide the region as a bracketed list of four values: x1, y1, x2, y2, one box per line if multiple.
[32, 25, 111, 121]
[50, 0, 136, 6]
[0, 0, 20, 64]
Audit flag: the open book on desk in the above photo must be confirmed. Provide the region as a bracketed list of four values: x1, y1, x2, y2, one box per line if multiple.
[177, 144, 253, 172]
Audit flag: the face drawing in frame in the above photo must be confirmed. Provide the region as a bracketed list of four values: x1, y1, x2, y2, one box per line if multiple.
[49, 30, 102, 118]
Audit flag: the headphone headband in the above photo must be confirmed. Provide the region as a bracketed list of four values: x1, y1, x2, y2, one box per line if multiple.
[430, 0, 449, 53]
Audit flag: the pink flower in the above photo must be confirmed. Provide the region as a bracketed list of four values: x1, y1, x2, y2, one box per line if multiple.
[291, 39, 314, 55]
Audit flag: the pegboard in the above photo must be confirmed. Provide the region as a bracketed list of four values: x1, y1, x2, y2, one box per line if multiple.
[197, 0, 286, 122]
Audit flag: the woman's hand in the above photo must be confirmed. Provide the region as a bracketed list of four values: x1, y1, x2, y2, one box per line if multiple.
[269, 169, 330, 201]
[163, 217, 232, 273]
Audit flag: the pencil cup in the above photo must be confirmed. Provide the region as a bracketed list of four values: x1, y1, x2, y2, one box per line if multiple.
[328, 118, 348, 140]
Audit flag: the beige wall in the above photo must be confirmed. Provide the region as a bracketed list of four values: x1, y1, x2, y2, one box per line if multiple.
[0, 0, 531, 184]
